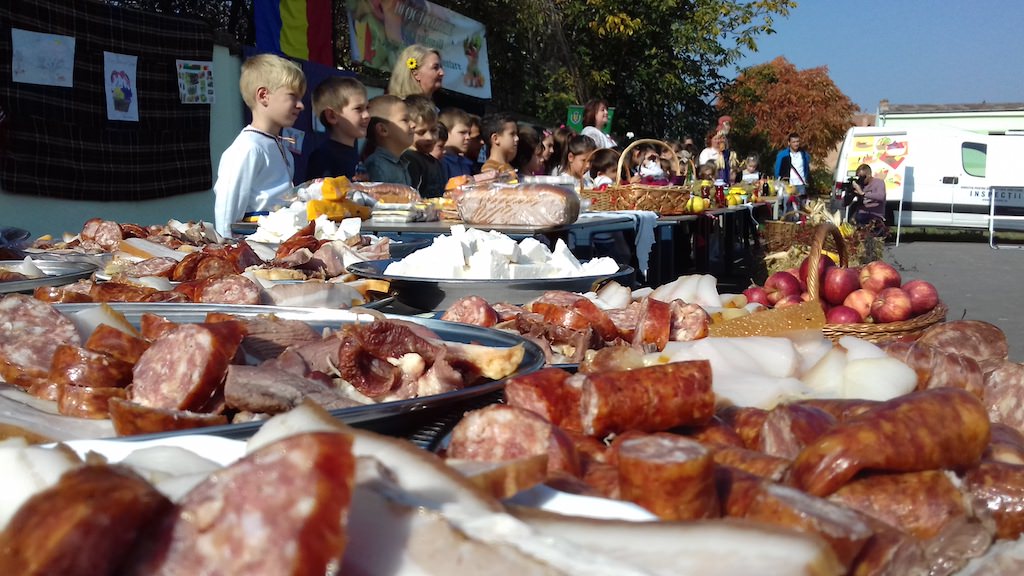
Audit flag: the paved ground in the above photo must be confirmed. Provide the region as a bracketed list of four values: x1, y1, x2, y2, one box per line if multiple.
[884, 237, 1024, 361]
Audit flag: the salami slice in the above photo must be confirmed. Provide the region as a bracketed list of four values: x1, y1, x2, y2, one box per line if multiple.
[0, 295, 81, 388]
[440, 295, 499, 327]
[615, 433, 719, 521]
[170, 251, 203, 282]
[630, 297, 672, 351]
[129, 322, 246, 411]
[122, 432, 355, 575]
[668, 299, 710, 342]
[49, 344, 134, 390]
[194, 254, 239, 280]
[120, 257, 178, 279]
[195, 274, 261, 305]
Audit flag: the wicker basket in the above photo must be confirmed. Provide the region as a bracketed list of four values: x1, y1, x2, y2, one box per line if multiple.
[581, 139, 691, 215]
[804, 223, 946, 343]
[764, 214, 813, 254]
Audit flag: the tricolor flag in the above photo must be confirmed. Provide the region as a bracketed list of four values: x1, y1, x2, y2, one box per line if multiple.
[254, 0, 333, 66]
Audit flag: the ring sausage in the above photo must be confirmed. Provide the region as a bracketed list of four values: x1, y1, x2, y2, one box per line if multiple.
[758, 403, 837, 460]
[503, 367, 580, 432]
[829, 470, 967, 540]
[790, 388, 991, 497]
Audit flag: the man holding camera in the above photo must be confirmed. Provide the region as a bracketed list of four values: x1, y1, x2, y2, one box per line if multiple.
[850, 163, 887, 225]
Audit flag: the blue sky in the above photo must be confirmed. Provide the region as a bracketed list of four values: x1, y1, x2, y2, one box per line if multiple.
[733, 1, 1024, 113]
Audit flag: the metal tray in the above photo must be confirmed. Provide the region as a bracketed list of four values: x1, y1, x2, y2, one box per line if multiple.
[347, 259, 634, 312]
[8, 303, 543, 441]
[0, 260, 98, 294]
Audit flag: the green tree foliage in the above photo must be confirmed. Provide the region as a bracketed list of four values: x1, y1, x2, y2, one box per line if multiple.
[719, 56, 857, 173]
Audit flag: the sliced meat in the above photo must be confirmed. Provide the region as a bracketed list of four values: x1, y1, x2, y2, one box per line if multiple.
[89, 282, 157, 303]
[668, 299, 710, 341]
[58, 384, 127, 419]
[440, 295, 499, 327]
[205, 312, 320, 361]
[224, 364, 360, 414]
[709, 445, 791, 482]
[194, 274, 261, 305]
[33, 285, 93, 303]
[985, 423, 1024, 465]
[0, 294, 81, 389]
[48, 344, 134, 389]
[108, 398, 229, 436]
[193, 255, 239, 280]
[615, 433, 719, 520]
[577, 346, 645, 374]
[962, 461, 1024, 541]
[630, 297, 672, 352]
[503, 367, 580, 431]
[118, 257, 178, 279]
[139, 312, 176, 341]
[917, 320, 1008, 364]
[758, 403, 837, 460]
[983, 361, 1024, 436]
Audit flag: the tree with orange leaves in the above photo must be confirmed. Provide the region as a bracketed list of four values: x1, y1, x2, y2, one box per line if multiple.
[718, 56, 857, 176]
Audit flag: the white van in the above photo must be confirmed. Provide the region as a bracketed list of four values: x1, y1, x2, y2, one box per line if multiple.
[832, 126, 1024, 231]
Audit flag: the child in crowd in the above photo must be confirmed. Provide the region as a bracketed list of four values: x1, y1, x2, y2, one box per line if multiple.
[741, 155, 762, 184]
[480, 113, 519, 174]
[431, 123, 448, 161]
[306, 76, 369, 180]
[545, 126, 574, 176]
[588, 148, 620, 188]
[402, 95, 444, 198]
[698, 161, 716, 182]
[553, 134, 597, 187]
[439, 108, 474, 180]
[512, 126, 545, 178]
[466, 114, 485, 172]
[363, 95, 414, 185]
[214, 53, 306, 237]
[537, 127, 555, 175]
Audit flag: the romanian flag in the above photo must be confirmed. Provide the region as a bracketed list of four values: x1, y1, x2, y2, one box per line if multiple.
[254, 0, 333, 66]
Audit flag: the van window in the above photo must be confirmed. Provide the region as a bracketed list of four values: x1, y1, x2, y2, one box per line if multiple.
[962, 142, 987, 177]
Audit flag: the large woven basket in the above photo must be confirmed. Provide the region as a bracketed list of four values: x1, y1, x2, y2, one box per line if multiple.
[581, 139, 691, 215]
[764, 214, 812, 253]
[805, 223, 947, 343]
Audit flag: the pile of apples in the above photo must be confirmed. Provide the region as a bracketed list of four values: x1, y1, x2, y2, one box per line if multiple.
[744, 257, 940, 325]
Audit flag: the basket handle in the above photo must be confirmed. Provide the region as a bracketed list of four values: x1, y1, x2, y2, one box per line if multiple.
[616, 138, 682, 180]
[805, 223, 849, 300]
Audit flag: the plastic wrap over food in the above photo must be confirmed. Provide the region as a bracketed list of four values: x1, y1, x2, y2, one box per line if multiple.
[457, 183, 581, 227]
[295, 177, 420, 205]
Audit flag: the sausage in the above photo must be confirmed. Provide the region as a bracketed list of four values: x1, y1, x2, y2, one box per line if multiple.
[917, 319, 1008, 364]
[792, 398, 880, 423]
[681, 416, 746, 449]
[195, 274, 261, 305]
[58, 384, 128, 419]
[743, 482, 874, 570]
[492, 302, 528, 322]
[80, 219, 123, 251]
[446, 404, 581, 477]
[193, 254, 240, 280]
[170, 251, 203, 282]
[108, 397, 229, 436]
[89, 281, 157, 303]
[274, 221, 321, 260]
[0, 294, 81, 389]
[206, 312, 320, 361]
[32, 285, 93, 303]
[119, 256, 178, 279]
[790, 388, 991, 497]
[848, 517, 927, 576]
[668, 299, 710, 341]
[141, 290, 192, 303]
[119, 222, 149, 239]
[829, 471, 967, 541]
[531, 301, 591, 332]
[604, 304, 639, 342]
[576, 360, 714, 437]
[531, 290, 586, 308]
[882, 340, 984, 397]
[579, 460, 621, 499]
[78, 217, 102, 247]
[615, 433, 719, 520]
[714, 465, 766, 518]
[207, 241, 265, 271]
[27, 379, 60, 401]
[123, 432, 355, 575]
[569, 298, 619, 342]
[440, 295, 499, 327]
[985, 423, 1024, 465]
[503, 367, 581, 431]
[962, 461, 1024, 541]
[139, 312, 176, 341]
[577, 346, 645, 374]
[758, 403, 837, 459]
[983, 361, 1024, 435]
[710, 445, 791, 482]
[0, 465, 173, 576]
[718, 405, 769, 450]
[48, 344, 134, 389]
[630, 297, 671, 351]
[129, 322, 246, 411]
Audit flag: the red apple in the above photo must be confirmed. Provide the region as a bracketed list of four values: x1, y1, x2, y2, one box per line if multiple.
[843, 289, 876, 321]
[902, 279, 939, 316]
[822, 267, 862, 306]
[871, 287, 913, 323]
[826, 305, 863, 324]
[773, 294, 804, 309]
[764, 271, 802, 306]
[743, 286, 770, 307]
[800, 291, 813, 302]
[799, 254, 835, 294]
[859, 261, 902, 294]
[784, 267, 806, 290]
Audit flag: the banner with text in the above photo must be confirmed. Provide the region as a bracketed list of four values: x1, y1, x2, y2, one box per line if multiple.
[346, 0, 491, 99]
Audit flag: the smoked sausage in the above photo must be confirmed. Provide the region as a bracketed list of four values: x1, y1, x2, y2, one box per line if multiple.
[917, 320, 1008, 364]
[962, 461, 1024, 541]
[829, 471, 968, 540]
[630, 297, 671, 352]
[0, 294, 81, 389]
[49, 344, 134, 390]
[108, 398, 229, 436]
[440, 295, 499, 327]
[503, 367, 580, 431]
[615, 433, 719, 520]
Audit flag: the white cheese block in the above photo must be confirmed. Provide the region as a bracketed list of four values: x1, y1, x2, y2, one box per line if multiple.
[517, 237, 551, 264]
[549, 239, 583, 275]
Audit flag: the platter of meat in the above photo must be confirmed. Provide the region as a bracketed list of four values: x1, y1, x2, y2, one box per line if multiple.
[0, 296, 545, 441]
[348, 259, 635, 311]
[0, 260, 98, 294]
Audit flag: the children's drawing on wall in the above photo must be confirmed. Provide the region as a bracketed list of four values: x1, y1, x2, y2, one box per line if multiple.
[11, 28, 76, 87]
[103, 51, 138, 122]
[176, 59, 215, 104]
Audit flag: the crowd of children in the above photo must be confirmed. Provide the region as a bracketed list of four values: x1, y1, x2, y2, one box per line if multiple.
[213, 52, 737, 236]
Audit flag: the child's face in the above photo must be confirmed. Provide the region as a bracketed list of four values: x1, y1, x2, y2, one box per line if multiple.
[383, 102, 414, 149]
[466, 123, 484, 159]
[263, 85, 305, 130]
[524, 144, 545, 175]
[493, 122, 518, 160]
[412, 119, 437, 154]
[746, 158, 758, 171]
[568, 150, 591, 179]
[446, 122, 471, 153]
[541, 134, 554, 162]
[331, 92, 370, 140]
[431, 138, 445, 160]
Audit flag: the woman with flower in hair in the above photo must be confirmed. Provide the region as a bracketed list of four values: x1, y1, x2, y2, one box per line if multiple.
[388, 44, 444, 99]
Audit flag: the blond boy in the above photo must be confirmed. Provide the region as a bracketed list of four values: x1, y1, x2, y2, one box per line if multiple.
[439, 107, 473, 180]
[481, 113, 518, 174]
[363, 95, 415, 185]
[306, 76, 369, 179]
[402, 95, 445, 198]
[213, 53, 306, 237]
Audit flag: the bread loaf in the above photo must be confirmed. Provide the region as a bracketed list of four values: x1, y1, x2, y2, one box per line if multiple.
[457, 184, 581, 227]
